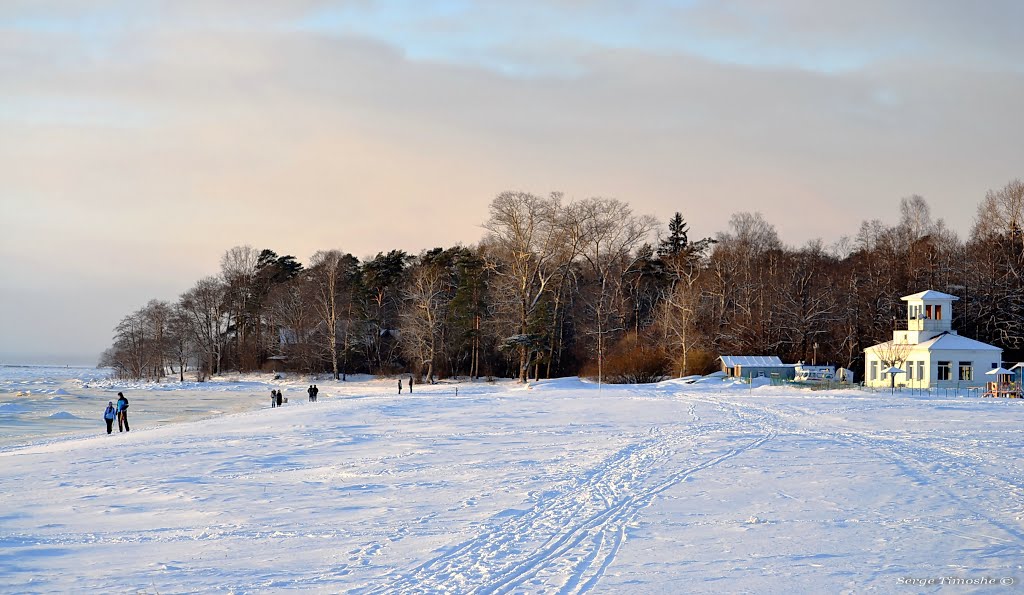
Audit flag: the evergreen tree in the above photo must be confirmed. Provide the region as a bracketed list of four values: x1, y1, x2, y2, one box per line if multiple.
[658, 212, 689, 257]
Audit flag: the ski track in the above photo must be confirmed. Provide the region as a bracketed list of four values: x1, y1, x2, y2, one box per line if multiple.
[8, 377, 1023, 592]
[362, 393, 776, 594]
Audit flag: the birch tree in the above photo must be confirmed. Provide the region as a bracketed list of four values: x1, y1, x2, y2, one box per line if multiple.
[309, 250, 358, 380]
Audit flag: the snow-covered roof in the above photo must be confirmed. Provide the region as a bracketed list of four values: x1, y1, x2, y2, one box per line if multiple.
[866, 333, 1000, 353]
[901, 290, 959, 302]
[919, 333, 999, 351]
[719, 355, 785, 367]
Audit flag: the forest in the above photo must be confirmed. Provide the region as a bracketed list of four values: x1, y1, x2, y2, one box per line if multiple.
[101, 179, 1024, 384]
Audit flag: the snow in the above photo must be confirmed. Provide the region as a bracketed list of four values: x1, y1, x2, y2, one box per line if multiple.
[718, 355, 784, 367]
[2, 367, 1024, 592]
[920, 333, 1002, 351]
[902, 290, 959, 302]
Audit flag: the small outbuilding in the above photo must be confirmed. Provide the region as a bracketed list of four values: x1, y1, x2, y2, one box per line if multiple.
[719, 355, 795, 381]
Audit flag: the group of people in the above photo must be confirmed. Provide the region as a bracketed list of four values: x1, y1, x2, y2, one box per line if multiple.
[270, 385, 321, 407]
[102, 392, 130, 434]
[398, 376, 414, 394]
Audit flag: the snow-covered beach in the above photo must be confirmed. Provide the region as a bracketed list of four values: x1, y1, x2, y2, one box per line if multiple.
[2, 368, 1023, 593]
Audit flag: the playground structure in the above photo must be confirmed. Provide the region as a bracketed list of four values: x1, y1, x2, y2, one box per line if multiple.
[982, 381, 1022, 398]
[982, 367, 1023, 398]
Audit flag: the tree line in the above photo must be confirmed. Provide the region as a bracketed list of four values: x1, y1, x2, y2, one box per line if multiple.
[101, 180, 1024, 383]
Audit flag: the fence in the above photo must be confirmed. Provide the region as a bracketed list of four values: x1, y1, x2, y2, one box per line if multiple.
[860, 384, 984, 398]
[754, 376, 988, 398]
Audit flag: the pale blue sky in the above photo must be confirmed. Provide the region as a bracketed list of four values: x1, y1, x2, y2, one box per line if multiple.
[1, 1, 1022, 363]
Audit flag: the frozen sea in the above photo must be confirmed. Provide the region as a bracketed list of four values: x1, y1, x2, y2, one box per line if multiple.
[2, 367, 1024, 593]
[0, 365, 269, 449]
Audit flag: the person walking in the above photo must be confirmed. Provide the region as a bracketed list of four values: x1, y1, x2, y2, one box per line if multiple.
[312, 385, 319, 402]
[116, 392, 130, 432]
[276, 389, 283, 407]
[103, 401, 116, 434]
[271, 389, 277, 408]
[307, 385, 314, 402]
[398, 378, 403, 394]
[409, 375, 414, 393]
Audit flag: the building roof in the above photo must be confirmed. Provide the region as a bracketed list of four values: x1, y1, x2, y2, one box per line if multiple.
[865, 333, 1000, 353]
[919, 333, 1000, 351]
[719, 355, 785, 367]
[901, 290, 960, 302]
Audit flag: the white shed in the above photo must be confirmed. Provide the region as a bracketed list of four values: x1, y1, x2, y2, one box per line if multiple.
[864, 290, 1001, 389]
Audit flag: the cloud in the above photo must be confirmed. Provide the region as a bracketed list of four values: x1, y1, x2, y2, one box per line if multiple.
[1, 1, 1022, 359]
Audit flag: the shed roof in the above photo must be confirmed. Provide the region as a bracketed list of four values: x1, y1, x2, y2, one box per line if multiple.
[901, 290, 960, 302]
[720, 355, 785, 367]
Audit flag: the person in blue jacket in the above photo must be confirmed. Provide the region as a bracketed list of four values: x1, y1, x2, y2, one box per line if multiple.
[116, 392, 130, 432]
[103, 401, 116, 434]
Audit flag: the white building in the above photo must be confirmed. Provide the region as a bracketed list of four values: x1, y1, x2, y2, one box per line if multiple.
[863, 290, 1001, 389]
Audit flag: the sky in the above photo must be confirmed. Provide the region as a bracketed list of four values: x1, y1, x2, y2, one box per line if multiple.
[1, 1, 1022, 365]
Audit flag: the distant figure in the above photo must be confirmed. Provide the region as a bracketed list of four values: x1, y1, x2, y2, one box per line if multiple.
[103, 401, 116, 434]
[116, 392, 130, 432]
[409, 376, 414, 393]
[313, 385, 319, 402]
[308, 385, 314, 402]
[276, 390, 283, 407]
[271, 389, 277, 408]
[398, 379, 403, 394]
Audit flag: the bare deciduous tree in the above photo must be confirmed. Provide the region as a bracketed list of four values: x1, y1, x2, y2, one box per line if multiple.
[484, 191, 574, 382]
[179, 277, 228, 380]
[309, 250, 355, 380]
[575, 197, 656, 384]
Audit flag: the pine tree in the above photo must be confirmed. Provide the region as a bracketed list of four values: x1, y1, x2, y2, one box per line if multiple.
[658, 212, 689, 257]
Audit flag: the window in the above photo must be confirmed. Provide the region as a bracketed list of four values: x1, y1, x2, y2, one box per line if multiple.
[959, 362, 973, 381]
[907, 361, 915, 380]
[917, 361, 925, 381]
[935, 305, 942, 320]
[926, 305, 933, 319]
[937, 361, 951, 381]
[870, 361, 878, 381]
